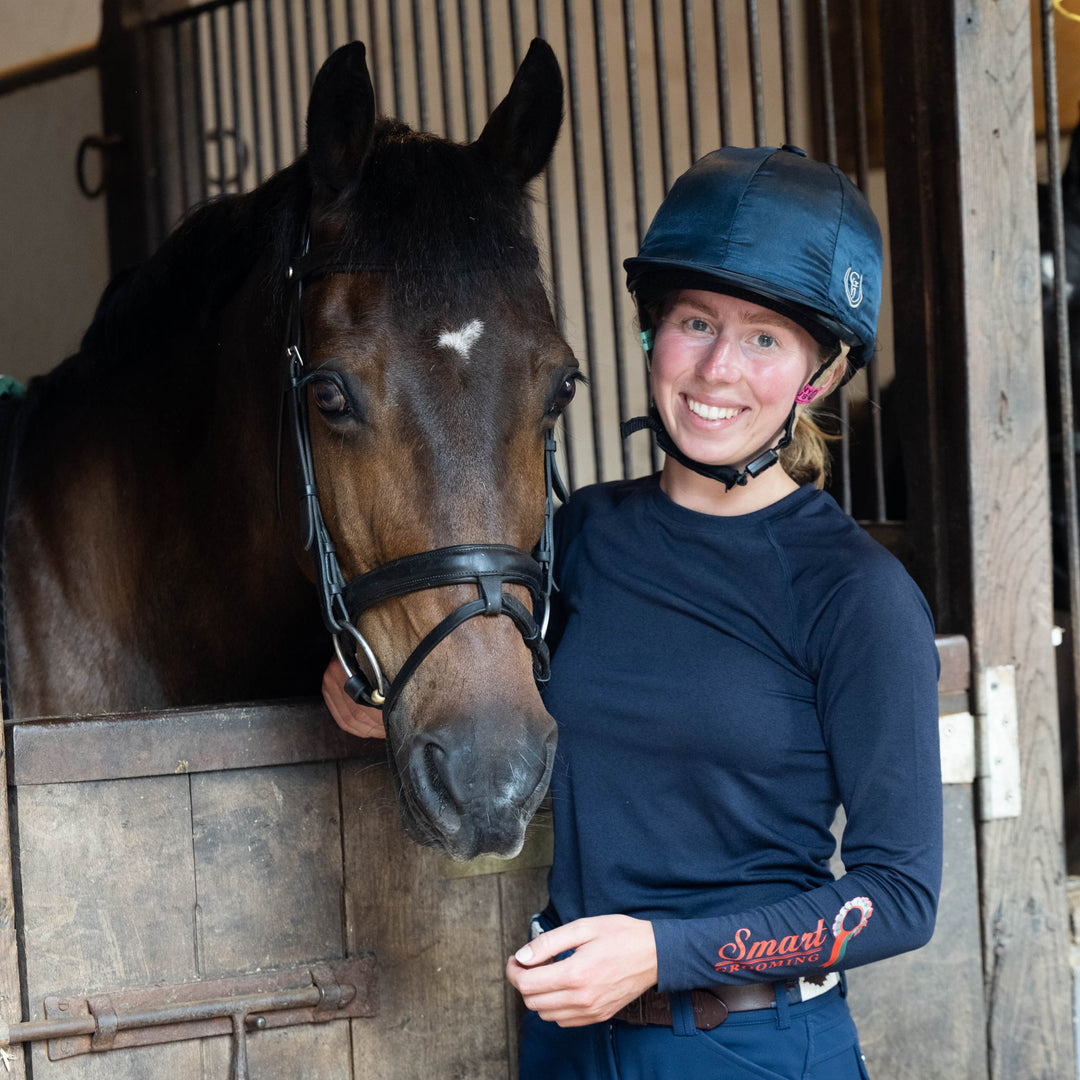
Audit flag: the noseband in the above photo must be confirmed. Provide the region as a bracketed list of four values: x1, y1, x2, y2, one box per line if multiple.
[284, 236, 564, 716]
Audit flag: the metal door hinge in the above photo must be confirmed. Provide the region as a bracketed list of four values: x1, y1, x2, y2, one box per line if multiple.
[975, 664, 1022, 820]
[0, 957, 376, 1080]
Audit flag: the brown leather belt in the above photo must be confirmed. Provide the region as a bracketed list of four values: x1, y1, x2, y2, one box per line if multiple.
[613, 982, 788, 1032]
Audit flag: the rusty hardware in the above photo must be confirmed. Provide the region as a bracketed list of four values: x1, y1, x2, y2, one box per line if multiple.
[0, 957, 376, 1080]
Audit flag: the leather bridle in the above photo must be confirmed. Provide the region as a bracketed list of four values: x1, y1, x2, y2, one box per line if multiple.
[284, 235, 564, 717]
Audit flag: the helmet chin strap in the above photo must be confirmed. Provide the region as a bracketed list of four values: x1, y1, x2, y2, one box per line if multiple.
[620, 403, 796, 491]
[621, 343, 847, 493]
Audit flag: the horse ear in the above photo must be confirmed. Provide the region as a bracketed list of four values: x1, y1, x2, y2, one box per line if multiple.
[474, 39, 563, 184]
[306, 42, 376, 200]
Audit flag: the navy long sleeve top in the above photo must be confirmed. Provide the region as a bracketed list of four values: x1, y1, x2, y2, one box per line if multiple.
[541, 475, 942, 993]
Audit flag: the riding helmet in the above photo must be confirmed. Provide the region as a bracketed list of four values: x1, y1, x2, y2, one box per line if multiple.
[623, 144, 883, 371]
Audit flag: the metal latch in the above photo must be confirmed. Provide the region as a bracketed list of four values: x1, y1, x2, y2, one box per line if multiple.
[0, 957, 376, 1080]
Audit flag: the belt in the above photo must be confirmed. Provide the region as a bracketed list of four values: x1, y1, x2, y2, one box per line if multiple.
[613, 972, 841, 1031]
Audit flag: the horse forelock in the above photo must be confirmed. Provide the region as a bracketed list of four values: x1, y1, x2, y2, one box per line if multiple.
[326, 118, 542, 301]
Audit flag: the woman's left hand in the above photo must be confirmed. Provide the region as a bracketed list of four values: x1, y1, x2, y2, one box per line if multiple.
[506, 915, 658, 1027]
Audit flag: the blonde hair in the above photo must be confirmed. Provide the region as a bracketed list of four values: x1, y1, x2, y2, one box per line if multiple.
[779, 347, 847, 488]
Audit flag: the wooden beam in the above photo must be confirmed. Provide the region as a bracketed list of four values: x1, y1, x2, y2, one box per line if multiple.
[881, 2, 1074, 1076]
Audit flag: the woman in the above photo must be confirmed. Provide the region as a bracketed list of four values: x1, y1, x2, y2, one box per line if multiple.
[326, 145, 942, 1080]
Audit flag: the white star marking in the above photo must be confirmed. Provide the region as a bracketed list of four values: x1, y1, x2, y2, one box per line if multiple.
[437, 319, 484, 359]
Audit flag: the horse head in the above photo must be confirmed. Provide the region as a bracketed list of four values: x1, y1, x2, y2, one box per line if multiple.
[291, 41, 572, 859]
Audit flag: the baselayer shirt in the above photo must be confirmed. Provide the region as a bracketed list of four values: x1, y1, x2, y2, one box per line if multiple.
[541, 475, 942, 993]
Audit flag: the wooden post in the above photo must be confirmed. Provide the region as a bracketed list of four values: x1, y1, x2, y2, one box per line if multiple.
[0, 704, 28, 1078]
[881, 2, 1074, 1076]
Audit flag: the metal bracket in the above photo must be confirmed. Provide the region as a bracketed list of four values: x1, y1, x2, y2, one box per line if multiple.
[975, 664, 1022, 820]
[0, 957, 376, 1080]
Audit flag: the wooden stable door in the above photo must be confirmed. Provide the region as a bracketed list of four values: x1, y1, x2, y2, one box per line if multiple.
[0, 702, 549, 1080]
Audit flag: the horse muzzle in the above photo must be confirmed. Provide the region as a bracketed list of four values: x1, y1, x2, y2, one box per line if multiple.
[392, 711, 557, 861]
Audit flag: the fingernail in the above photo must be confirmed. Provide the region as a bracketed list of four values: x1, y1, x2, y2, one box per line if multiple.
[515, 944, 534, 963]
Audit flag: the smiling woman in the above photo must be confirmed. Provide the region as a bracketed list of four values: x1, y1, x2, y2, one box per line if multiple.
[499, 145, 942, 1080]
[647, 290, 843, 513]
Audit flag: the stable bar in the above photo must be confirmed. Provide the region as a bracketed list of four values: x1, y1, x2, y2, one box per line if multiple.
[17, 958, 378, 1061]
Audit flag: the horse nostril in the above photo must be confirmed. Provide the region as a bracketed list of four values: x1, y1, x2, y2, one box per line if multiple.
[422, 740, 460, 815]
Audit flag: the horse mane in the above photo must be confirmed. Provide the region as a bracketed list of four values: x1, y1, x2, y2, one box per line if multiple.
[32, 116, 541, 403]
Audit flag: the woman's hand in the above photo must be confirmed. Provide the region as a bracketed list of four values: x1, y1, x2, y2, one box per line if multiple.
[506, 915, 658, 1027]
[321, 657, 387, 739]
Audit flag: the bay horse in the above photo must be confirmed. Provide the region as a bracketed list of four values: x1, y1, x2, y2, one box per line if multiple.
[0, 40, 576, 861]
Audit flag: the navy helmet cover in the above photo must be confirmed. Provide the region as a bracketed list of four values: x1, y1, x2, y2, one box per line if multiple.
[624, 144, 883, 371]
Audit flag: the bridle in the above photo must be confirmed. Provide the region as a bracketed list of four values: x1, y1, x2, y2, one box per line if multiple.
[284, 234, 565, 717]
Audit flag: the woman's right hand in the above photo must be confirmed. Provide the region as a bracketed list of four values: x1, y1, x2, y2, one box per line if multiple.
[321, 657, 387, 739]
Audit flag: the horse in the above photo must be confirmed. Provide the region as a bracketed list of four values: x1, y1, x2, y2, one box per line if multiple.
[0, 39, 577, 862]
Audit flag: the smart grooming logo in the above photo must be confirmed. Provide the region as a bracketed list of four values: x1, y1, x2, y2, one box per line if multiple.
[844, 266, 864, 309]
[714, 897, 874, 974]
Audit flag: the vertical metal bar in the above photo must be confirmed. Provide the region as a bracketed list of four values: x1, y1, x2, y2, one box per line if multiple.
[345, 0, 356, 45]
[388, 0, 403, 118]
[368, 0, 383, 112]
[778, 0, 796, 145]
[172, 23, 191, 211]
[324, 0, 337, 51]
[622, 0, 658, 472]
[681, 0, 699, 165]
[283, 0, 302, 155]
[192, 16, 210, 202]
[226, 4, 244, 192]
[847, 0, 885, 521]
[245, 0, 265, 183]
[1040, 0, 1080, 812]
[264, 0, 283, 172]
[744, 0, 765, 145]
[146, 27, 168, 246]
[509, 0, 522, 61]
[458, 0, 476, 141]
[534, 0, 576, 490]
[651, 0, 673, 192]
[816, 0, 838, 164]
[437, 0, 454, 137]
[712, 0, 731, 147]
[590, 0, 631, 478]
[814, 0, 846, 511]
[412, 0, 430, 132]
[303, 0, 317, 93]
[208, 10, 226, 192]
[563, 0, 605, 481]
[481, 0, 495, 118]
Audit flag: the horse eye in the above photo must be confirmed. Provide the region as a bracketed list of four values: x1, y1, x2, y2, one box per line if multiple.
[551, 374, 578, 413]
[312, 378, 348, 415]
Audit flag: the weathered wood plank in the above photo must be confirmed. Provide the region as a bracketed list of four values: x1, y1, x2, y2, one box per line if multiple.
[189, 762, 353, 1079]
[341, 761, 511, 1080]
[880, 3, 1075, 1076]
[950, 3, 1075, 1077]
[0, 697, 27, 1079]
[6, 699, 384, 786]
[15, 775, 200, 1078]
[497, 865, 549, 1080]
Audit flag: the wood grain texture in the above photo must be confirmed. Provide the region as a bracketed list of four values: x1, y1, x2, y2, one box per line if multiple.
[340, 760, 512, 1080]
[15, 775, 201, 1078]
[950, 2, 1075, 1076]
[189, 762, 353, 1078]
[0, 708, 27, 1079]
